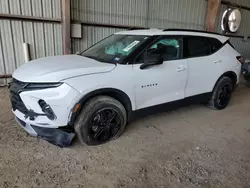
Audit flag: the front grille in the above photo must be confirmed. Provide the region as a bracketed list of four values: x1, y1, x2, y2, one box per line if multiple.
[12, 78, 27, 87]
[9, 79, 29, 114]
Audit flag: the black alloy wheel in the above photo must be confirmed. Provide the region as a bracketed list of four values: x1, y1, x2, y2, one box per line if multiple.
[208, 76, 233, 110]
[75, 96, 127, 146]
[89, 108, 122, 142]
[216, 83, 232, 108]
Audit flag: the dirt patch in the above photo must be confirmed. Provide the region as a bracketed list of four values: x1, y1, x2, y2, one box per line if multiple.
[0, 83, 250, 188]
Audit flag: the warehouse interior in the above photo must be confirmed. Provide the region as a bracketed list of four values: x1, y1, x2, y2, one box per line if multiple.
[1, 0, 250, 187]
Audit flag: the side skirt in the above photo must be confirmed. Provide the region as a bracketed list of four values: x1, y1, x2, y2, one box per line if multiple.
[130, 92, 212, 121]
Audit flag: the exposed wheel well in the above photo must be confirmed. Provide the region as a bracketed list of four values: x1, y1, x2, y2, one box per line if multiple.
[215, 71, 237, 89]
[69, 88, 133, 126]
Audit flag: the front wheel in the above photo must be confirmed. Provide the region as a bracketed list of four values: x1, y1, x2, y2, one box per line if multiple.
[208, 77, 233, 110]
[75, 96, 127, 146]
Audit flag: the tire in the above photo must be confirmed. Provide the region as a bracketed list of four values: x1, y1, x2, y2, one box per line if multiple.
[208, 76, 233, 110]
[75, 96, 127, 146]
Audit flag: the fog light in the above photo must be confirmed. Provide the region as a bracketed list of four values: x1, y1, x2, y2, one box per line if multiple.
[38, 100, 56, 120]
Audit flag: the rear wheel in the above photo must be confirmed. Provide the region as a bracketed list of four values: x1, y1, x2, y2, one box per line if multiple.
[75, 96, 127, 146]
[208, 77, 233, 110]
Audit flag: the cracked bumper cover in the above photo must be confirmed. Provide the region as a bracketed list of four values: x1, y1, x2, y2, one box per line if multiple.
[10, 82, 80, 147]
[15, 116, 75, 147]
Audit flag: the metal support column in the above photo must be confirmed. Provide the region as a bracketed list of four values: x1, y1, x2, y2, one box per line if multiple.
[205, 0, 222, 32]
[61, 0, 71, 55]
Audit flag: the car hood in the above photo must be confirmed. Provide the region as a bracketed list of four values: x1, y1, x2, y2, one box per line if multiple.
[12, 55, 116, 82]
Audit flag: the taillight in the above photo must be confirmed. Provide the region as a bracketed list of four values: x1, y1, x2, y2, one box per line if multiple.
[236, 56, 244, 64]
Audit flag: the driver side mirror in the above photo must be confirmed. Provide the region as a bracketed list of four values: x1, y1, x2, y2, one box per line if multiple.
[140, 53, 163, 70]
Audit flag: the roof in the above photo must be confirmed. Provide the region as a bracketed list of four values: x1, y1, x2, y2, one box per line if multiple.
[115, 28, 229, 43]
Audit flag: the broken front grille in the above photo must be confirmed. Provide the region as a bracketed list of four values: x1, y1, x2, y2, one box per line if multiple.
[9, 79, 29, 114]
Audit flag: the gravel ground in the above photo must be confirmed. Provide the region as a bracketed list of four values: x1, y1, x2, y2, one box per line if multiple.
[0, 83, 250, 188]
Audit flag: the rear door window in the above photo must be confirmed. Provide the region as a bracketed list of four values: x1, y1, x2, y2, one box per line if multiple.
[184, 36, 210, 58]
[148, 38, 181, 61]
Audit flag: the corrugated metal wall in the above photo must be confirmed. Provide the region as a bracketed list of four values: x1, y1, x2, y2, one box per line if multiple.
[0, 0, 62, 85]
[1, 0, 250, 85]
[147, 0, 207, 29]
[71, 0, 207, 54]
[71, 0, 250, 59]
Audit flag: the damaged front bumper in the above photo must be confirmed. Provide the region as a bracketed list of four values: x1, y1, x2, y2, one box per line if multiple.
[8, 79, 80, 147]
[15, 116, 75, 147]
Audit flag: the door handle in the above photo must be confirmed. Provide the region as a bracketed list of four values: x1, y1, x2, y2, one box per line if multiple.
[214, 60, 222, 64]
[176, 66, 186, 72]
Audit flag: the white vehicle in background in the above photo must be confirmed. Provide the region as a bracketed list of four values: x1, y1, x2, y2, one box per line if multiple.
[9, 29, 242, 147]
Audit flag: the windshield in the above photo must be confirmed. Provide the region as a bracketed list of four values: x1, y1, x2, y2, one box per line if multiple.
[81, 35, 149, 64]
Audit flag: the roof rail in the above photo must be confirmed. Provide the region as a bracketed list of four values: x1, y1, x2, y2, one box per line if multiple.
[162, 28, 223, 36]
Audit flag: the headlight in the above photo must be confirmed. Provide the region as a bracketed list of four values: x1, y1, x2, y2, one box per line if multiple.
[25, 82, 62, 89]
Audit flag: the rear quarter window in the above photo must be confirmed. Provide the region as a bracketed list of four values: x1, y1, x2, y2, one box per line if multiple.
[208, 38, 223, 53]
[184, 36, 210, 58]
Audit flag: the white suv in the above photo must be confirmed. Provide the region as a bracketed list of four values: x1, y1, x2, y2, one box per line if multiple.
[9, 29, 242, 146]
